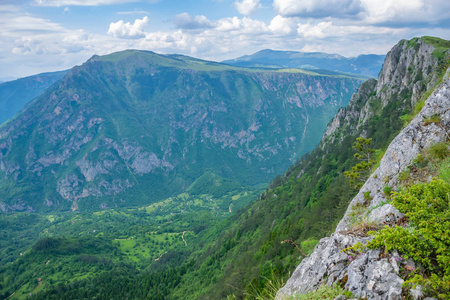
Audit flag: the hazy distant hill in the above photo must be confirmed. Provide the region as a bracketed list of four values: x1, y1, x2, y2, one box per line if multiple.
[0, 71, 68, 125]
[0, 50, 361, 212]
[222, 49, 385, 78]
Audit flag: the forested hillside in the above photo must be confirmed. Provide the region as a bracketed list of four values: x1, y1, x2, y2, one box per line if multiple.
[0, 50, 361, 213]
[166, 36, 449, 299]
[1, 36, 449, 300]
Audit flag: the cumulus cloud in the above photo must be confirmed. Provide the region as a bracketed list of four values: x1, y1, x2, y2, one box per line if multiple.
[2, 0, 450, 80]
[108, 16, 149, 39]
[234, 0, 261, 15]
[273, 0, 363, 18]
[269, 15, 297, 35]
[273, 0, 450, 26]
[215, 16, 268, 34]
[360, 0, 450, 25]
[174, 13, 214, 30]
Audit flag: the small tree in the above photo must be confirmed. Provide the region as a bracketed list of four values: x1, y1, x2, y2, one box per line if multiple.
[344, 137, 376, 189]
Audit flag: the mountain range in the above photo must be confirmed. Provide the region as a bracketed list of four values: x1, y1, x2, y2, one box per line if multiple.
[0, 36, 449, 300]
[0, 50, 362, 213]
[222, 49, 385, 78]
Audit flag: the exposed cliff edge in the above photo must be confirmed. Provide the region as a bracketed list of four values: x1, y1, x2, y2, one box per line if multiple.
[277, 37, 450, 300]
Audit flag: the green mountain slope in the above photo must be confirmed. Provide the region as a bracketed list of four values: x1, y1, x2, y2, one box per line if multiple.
[168, 36, 450, 299]
[222, 49, 385, 78]
[0, 50, 361, 212]
[0, 70, 68, 125]
[2, 37, 447, 300]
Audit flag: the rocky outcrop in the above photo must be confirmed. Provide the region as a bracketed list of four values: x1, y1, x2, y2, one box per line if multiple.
[322, 79, 377, 143]
[377, 39, 441, 106]
[338, 80, 450, 231]
[322, 38, 446, 147]
[277, 65, 450, 300]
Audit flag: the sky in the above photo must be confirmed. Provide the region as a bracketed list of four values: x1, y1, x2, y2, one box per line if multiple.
[1, 0, 450, 80]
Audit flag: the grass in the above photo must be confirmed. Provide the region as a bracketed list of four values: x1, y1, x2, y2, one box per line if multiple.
[438, 159, 450, 184]
[421, 36, 450, 59]
[114, 231, 183, 263]
[290, 284, 353, 300]
[424, 114, 441, 125]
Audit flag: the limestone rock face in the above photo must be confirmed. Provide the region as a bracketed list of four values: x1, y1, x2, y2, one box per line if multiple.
[338, 79, 450, 232]
[277, 56, 450, 300]
[322, 38, 445, 149]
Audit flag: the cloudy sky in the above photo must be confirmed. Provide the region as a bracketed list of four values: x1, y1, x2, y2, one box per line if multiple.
[1, 0, 450, 79]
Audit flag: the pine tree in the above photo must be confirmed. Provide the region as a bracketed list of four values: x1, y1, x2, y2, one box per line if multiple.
[344, 137, 376, 189]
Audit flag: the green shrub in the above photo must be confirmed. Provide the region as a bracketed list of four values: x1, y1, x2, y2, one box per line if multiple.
[364, 191, 372, 201]
[300, 239, 319, 256]
[368, 179, 450, 299]
[382, 186, 393, 198]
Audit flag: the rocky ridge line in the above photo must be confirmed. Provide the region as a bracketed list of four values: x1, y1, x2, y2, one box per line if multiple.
[276, 43, 450, 299]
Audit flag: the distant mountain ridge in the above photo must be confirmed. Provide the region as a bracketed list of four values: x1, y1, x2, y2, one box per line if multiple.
[0, 70, 68, 125]
[0, 50, 362, 212]
[222, 49, 385, 78]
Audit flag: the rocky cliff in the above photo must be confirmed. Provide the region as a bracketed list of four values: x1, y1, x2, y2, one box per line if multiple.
[277, 37, 450, 300]
[0, 50, 361, 212]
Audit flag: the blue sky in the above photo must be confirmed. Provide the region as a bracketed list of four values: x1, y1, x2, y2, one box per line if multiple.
[1, 0, 450, 79]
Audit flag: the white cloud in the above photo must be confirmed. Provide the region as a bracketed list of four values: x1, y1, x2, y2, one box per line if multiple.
[2, 0, 450, 80]
[216, 17, 242, 31]
[117, 10, 150, 15]
[108, 16, 149, 39]
[34, 0, 140, 6]
[273, 0, 363, 18]
[174, 13, 214, 30]
[0, 5, 20, 12]
[234, 0, 261, 16]
[297, 21, 332, 38]
[273, 0, 450, 26]
[269, 15, 297, 35]
[215, 17, 268, 34]
[297, 21, 403, 39]
[360, 0, 450, 25]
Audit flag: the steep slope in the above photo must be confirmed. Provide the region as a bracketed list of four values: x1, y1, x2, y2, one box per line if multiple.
[278, 38, 450, 299]
[0, 70, 68, 125]
[0, 50, 361, 212]
[3, 36, 447, 300]
[222, 49, 385, 78]
[167, 37, 449, 299]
